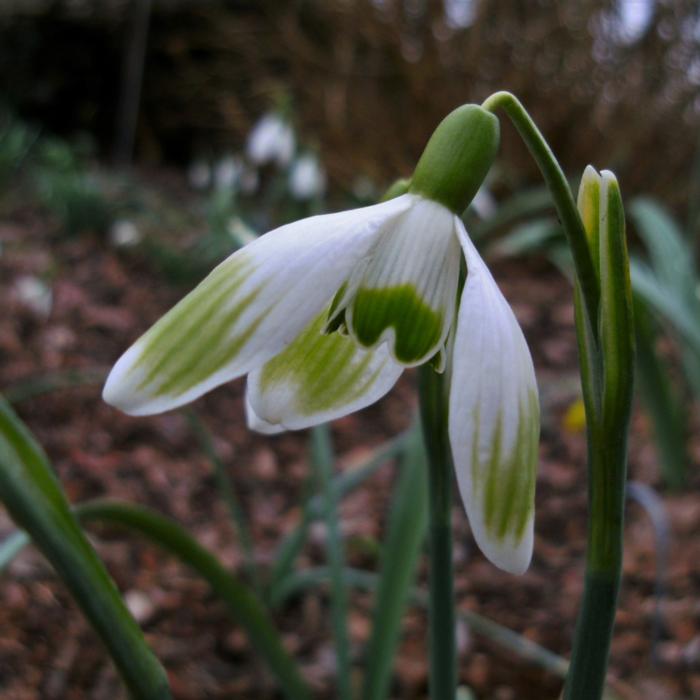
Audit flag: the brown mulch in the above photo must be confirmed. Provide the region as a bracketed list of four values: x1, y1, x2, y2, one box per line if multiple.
[1, 203, 700, 700]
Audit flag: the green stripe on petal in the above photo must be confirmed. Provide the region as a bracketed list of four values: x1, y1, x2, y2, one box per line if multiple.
[345, 196, 461, 367]
[481, 389, 539, 541]
[247, 311, 403, 431]
[449, 218, 540, 575]
[351, 285, 444, 364]
[133, 254, 263, 397]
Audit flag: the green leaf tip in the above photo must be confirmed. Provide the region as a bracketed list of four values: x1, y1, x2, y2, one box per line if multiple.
[410, 104, 500, 214]
[599, 170, 634, 428]
[577, 165, 602, 278]
[381, 177, 411, 201]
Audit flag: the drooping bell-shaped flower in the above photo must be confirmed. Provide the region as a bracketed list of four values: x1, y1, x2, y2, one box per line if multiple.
[246, 113, 295, 168]
[104, 105, 540, 574]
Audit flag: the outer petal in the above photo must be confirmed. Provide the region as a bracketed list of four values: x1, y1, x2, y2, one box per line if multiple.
[449, 219, 540, 574]
[347, 195, 462, 366]
[103, 195, 412, 415]
[245, 309, 403, 431]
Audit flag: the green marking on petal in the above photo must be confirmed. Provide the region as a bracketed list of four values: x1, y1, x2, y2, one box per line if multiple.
[261, 312, 384, 416]
[351, 284, 443, 364]
[477, 389, 539, 542]
[131, 253, 270, 399]
[324, 282, 349, 334]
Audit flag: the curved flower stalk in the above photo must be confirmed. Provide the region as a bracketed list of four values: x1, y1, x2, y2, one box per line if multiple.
[104, 104, 540, 575]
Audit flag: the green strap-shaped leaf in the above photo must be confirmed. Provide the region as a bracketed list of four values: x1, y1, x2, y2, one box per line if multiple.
[361, 426, 428, 700]
[72, 500, 311, 700]
[269, 429, 411, 605]
[633, 301, 687, 489]
[0, 397, 171, 700]
[310, 425, 352, 700]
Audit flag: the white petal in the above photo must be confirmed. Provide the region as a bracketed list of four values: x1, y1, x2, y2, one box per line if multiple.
[103, 195, 412, 415]
[245, 308, 404, 432]
[347, 195, 461, 366]
[449, 219, 540, 574]
[245, 395, 286, 435]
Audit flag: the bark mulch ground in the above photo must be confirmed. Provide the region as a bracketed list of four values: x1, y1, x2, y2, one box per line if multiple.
[1, 199, 699, 699]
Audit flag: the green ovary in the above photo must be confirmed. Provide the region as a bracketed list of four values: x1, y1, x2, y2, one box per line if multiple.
[350, 285, 443, 364]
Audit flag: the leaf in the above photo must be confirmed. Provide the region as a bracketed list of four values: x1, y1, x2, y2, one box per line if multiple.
[361, 426, 428, 700]
[634, 301, 687, 489]
[310, 424, 352, 700]
[75, 500, 311, 700]
[0, 397, 171, 700]
[269, 430, 411, 603]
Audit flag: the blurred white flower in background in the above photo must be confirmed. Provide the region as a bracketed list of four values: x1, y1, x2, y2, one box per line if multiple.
[246, 113, 295, 167]
[187, 160, 211, 190]
[14, 275, 52, 318]
[470, 185, 497, 219]
[352, 175, 378, 202]
[109, 219, 142, 248]
[213, 155, 242, 192]
[289, 154, 326, 200]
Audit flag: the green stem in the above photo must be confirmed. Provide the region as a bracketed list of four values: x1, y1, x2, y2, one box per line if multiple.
[418, 366, 456, 700]
[482, 91, 600, 327]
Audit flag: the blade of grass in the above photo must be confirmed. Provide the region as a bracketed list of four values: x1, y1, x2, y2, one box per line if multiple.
[634, 300, 687, 489]
[269, 429, 411, 601]
[310, 424, 352, 700]
[0, 529, 30, 573]
[362, 426, 428, 700]
[631, 260, 700, 353]
[74, 499, 311, 700]
[185, 410, 259, 589]
[0, 398, 171, 700]
[272, 566, 569, 677]
[626, 481, 670, 663]
[5, 367, 107, 404]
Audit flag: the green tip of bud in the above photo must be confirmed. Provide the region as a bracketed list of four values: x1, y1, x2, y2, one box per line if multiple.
[409, 104, 500, 214]
[381, 177, 411, 202]
[577, 165, 602, 278]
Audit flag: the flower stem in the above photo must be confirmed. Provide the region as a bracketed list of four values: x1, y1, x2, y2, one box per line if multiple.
[481, 91, 600, 328]
[418, 365, 456, 700]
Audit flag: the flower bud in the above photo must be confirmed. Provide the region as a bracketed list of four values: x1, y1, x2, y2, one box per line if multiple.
[410, 104, 500, 214]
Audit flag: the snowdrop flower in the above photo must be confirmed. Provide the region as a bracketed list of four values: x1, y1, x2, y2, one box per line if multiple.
[246, 113, 295, 167]
[110, 219, 142, 248]
[470, 185, 497, 220]
[213, 156, 242, 192]
[187, 160, 211, 191]
[289, 154, 327, 200]
[15, 275, 52, 318]
[104, 105, 540, 574]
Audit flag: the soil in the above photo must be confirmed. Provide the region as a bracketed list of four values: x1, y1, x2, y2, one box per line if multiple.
[1, 195, 699, 699]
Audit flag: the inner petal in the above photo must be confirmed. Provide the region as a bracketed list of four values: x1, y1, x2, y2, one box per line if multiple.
[347, 197, 461, 366]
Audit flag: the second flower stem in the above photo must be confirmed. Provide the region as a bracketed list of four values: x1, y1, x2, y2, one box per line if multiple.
[482, 90, 600, 329]
[419, 365, 456, 700]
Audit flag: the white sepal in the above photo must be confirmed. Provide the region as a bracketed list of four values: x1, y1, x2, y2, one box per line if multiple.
[449, 219, 540, 574]
[103, 195, 412, 415]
